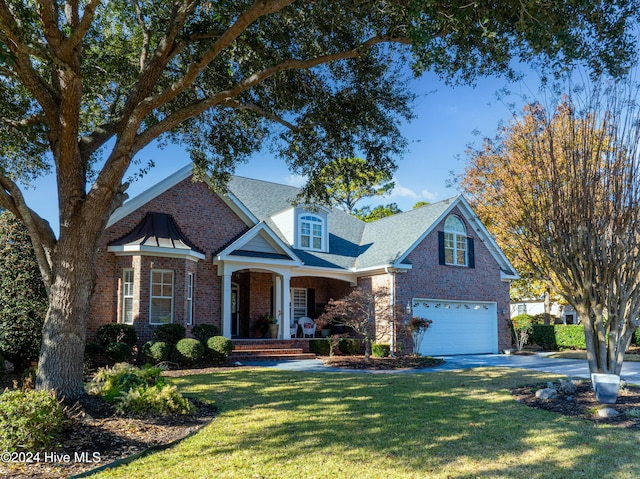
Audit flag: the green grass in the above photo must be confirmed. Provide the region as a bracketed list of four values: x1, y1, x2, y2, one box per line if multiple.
[92, 368, 640, 479]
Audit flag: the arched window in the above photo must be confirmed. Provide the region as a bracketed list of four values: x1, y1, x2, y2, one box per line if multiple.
[444, 215, 467, 266]
[299, 215, 324, 250]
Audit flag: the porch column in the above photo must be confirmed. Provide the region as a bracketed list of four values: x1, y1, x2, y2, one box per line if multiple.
[274, 274, 283, 338]
[281, 272, 291, 339]
[221, 271, 233, 339]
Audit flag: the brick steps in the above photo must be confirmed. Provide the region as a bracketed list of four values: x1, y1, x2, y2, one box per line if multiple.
[231, 340, 317, 362]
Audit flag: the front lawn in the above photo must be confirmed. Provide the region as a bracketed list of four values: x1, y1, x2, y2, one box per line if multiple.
[93, 368, 640, 479]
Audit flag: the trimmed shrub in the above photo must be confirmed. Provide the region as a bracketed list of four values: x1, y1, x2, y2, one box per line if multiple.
[0, 389, 65, 452]
[142, 341, 170, 365]
[206, 336, 233, 365]
[191, 324, 220, 342]
[153, 324, 186, 347]
[174, 338, 204, 366]
[339, 338, 361, 355]
[633, 329, 640, 348]
[309, 339, 331, 356]
[95, 323, 137, 348]
[532, 324, 586, 350]
[372, 343, 390, 358]
[105, 342, 132, 363]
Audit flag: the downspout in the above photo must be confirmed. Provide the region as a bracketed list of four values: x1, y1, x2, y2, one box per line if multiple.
[385, 266, 397, 357]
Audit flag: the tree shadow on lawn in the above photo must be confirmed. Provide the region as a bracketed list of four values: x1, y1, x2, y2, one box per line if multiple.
[101, 368, 640, 479]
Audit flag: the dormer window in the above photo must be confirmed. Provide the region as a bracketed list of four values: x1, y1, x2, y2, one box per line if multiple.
[299, 214, 324, 251]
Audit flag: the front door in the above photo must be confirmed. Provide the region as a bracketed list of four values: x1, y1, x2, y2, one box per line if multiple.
[231, 283, 240, 337]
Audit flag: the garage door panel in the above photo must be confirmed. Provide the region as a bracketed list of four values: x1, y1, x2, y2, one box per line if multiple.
[413, 299, 498, 356]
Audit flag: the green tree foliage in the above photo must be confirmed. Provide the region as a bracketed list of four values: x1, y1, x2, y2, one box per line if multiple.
[0, 211, 47, 373]
[0, 1, 636, 398]
[309, 157, 395, 213]
[353, 203, 402, 222]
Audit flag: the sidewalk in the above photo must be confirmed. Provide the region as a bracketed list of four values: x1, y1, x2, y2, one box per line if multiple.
[241, 353, 640, 383]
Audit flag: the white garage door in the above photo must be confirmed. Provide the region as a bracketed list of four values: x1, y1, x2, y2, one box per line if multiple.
[412, 299, 498, 356]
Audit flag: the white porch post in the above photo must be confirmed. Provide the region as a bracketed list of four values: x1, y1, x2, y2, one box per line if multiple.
[282, 272, 291, 339]
[221, 271, 233, 339]
[274, 274, 283, 338]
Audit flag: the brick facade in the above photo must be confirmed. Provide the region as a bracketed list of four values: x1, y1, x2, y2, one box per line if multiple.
[88, 176, 513, 353]
[393, 206, 512, 352]
[88, 177, 248, 343]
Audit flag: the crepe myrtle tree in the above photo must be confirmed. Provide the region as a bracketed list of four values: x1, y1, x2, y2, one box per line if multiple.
[0, 1, 637, 399]
[464, 78, 640, 376]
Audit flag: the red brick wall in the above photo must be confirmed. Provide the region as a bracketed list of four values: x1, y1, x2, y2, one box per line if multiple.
[88, 176, 248, 343]
[394, 206, 512, 352]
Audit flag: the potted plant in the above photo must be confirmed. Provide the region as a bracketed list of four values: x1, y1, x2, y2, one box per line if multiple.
[267, 316, 278, 339]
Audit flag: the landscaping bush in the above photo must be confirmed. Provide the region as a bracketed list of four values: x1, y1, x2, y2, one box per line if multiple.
[532, 324, 585, 350]
[114, 384, 193, 416]
[0, 212, 47, 375]
[105, 341, 132, 363]
[309, 339, 331, 356]
[532, 325, 557, 350]
[87, 363, 193, 416]
[174, 338, 204, 366]
[339, 338, 361, 355]
[206, 336, 233, 365]
[0, 389, 65, 452]
[153, 323, 186, 346]
[142, 341, 170, 364]
[84, 341, 105, 368]
[371, 343, 391, 358]
[633, 329, 640, 348]
[0, 351, 5, 383]
[554, 325, 586, 349]
[95, 323, 137, 348]
[191, 324, 220, 342]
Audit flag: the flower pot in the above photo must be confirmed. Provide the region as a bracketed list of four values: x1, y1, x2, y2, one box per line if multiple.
[269, 323, 279, 339]
[591, 373, 620, 404]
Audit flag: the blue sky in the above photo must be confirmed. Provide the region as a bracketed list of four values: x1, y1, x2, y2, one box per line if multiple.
[22, 68, 542, 235]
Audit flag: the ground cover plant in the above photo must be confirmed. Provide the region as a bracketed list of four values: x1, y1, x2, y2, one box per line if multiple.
[90, 368, 640, 479]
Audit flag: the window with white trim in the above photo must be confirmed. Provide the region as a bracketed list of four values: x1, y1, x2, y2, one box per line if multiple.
[299, 215, 324, 250]
[150, 270, 174, 324]
[516, 304, 527, 315]
[187, 273, 194, 326]
[122, 269, 134, 324]
[444, 215, 467, 266]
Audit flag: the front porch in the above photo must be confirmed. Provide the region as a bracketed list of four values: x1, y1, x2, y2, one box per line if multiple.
[220, 268, 354, 340]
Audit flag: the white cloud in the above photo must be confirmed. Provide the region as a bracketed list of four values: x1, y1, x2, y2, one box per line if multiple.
[284, 174, 307, 187]
[389, 179, 438, 203]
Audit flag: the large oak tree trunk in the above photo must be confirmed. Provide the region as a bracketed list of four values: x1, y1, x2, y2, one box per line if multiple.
[35, 215, 106, 399]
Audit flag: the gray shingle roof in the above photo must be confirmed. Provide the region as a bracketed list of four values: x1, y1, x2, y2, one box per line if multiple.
[226, 176, 456, 271]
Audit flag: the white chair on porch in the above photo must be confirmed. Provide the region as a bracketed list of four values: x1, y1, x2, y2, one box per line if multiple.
[290, 323, 298, 338]
[298, 317, 316, 338]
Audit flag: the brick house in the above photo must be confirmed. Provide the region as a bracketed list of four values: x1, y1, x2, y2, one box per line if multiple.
[89, 165, 518, 355]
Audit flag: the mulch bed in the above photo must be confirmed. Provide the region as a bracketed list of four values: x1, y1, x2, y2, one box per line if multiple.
[512, 380, 640, 429]
[0, 388, 216, 479]
[323, 355, 445, 369]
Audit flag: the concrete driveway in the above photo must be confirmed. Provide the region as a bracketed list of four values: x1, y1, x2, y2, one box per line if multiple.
[242, 353, 640, 383]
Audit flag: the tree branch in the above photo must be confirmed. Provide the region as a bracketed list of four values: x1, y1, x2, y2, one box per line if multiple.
[0, 171, 55, 294]
[132, 34, 411, 153]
